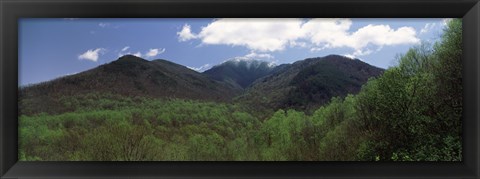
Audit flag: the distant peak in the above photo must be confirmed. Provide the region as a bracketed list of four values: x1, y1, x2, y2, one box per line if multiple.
[228, 57, 255, 62]
[117, 54, 147, 61]
[329, 54, 360, 61]
[304, 54, 359, 63]
[325, 54, 344, 58]
[222, 57, 277, 69]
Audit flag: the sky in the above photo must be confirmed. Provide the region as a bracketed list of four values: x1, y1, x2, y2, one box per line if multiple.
[19, 18, 452, 86]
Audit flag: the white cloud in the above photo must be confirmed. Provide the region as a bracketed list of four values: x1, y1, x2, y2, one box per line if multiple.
[121, 46, 130, 51]
[228, 52, 275, 62]
[338, 24, 419, 50]
[133, 52, 142, 57]
[344, 49, 373, 59]
[145, 48, 166, 58]
[344, 46, 384, 59]
[78, 48, 106, 62]
[118, 47, 165, 59]
[301, 18, 352, 48]
[187, 64, 211, 72]
[99, 23, 109, 28]
[177, 24, 197, 42]
[223, 52, 278, 68]
[344, 54, 356, 59]
[184, 18, 304, 52]
[179, 18, 420, 57]
[310, 46, 329, 52]
[420, 23, 436, 34]
[289, 41, 307, 48]
[244, 52, 274, 59]
[354, 49, 374, 56]
[63, 71, 79, 77]
[307, 20, 419, 55]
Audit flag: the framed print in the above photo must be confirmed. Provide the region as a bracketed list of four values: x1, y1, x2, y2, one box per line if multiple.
[1, 0, 479, 178]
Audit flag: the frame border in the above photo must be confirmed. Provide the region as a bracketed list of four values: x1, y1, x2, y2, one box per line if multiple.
[1, 0, 479, 178]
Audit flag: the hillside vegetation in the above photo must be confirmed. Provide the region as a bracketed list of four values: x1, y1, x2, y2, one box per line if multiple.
[19, 19, 462, 161]
[234, 55, 383, 119]
[19, 55, 241, 115]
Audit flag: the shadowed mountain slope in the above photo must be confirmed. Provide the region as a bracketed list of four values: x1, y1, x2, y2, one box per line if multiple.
[237, 55, 384, 115]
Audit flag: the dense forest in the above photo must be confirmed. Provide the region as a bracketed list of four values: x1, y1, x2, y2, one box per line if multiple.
[19, 19, 462, 161]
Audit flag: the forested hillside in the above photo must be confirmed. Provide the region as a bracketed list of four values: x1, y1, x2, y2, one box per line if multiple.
[237, 55, 384, 116]
[19, 19, 462, 161]
[19, 55, 241, 115]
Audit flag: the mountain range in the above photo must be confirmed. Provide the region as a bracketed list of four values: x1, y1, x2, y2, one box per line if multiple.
[19, 54, 384, 116]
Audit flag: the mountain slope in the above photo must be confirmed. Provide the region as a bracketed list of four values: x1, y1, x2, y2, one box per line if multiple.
[237, 55, 384, 115]
[19, 55, 241, 115]
[203, 59, 275, 89]
[20, 54, 384, 116]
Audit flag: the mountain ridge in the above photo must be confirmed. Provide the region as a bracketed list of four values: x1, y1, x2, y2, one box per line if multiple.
[19, 54, 384, 116]
[203, 58, 277, 89]
[237, 54, 384, 115]
[19, 55, 241, 115]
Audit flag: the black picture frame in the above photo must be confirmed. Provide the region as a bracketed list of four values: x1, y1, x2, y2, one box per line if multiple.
[1, 0, 479, 178]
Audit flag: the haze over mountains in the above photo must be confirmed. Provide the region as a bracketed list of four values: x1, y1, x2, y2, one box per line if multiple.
[203, 58, 276, 89]
[19, 54, 384, 116]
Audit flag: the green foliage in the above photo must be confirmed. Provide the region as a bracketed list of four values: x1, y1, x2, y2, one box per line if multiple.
[19, 98, 262, 161]
[350, 19, 463, 161]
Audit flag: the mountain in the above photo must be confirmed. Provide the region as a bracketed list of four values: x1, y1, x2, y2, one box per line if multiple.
[237, 55, 384, 115]
[19, 55, 241, 115]
[19, 54, 384, 116]
[203, 58, 276, 89]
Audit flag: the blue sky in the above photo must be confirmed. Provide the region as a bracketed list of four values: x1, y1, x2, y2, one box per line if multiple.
[19, 18, 451, 86]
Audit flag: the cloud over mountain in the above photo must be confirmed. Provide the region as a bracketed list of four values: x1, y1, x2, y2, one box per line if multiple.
[78, 48, 106, 62]
[117, 48, 165, 59]
[145, 48, 166, 58]
[178, 18, 420, 57]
